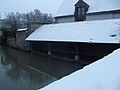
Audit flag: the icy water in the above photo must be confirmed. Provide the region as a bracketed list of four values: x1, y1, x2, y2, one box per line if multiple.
[0, 45, 84, 90]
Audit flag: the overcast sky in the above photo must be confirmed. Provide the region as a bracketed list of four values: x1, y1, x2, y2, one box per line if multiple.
[0, 0, 63, 18]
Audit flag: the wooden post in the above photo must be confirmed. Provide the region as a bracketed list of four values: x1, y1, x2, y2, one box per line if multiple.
[75, 43, 79, 61]
[48, 42, 51, 56]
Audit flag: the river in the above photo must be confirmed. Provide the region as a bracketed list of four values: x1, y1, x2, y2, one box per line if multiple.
[0, 45, 85, 90]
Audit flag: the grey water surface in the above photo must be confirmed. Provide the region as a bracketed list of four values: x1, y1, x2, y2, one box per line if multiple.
[0, 45, 84, 90]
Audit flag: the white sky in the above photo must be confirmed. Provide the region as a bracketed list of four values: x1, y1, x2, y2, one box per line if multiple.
[0, 0, 63, 18]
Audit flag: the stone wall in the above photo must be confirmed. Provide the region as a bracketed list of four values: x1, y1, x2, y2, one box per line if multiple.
[16, 31, 29, 50]
[7, 31, 30, 51]
[55, 11, 120, 23]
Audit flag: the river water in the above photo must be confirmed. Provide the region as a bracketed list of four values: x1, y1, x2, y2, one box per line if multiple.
[0, 45, 85, 90]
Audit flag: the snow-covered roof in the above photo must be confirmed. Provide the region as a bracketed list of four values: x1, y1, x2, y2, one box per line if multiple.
[39, 48, 120, 90]
[54, 0, 120, 17]
[26, 19, 120, 44]
[17, 28, 28, 32]
[85, 0, 120, 13]
[54, 0, 77, 17]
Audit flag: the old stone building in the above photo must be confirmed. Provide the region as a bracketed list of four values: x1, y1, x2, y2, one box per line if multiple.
[26, 0, 120, 63]
[7, 28, 29, 50]
[54, 0, 120, 23]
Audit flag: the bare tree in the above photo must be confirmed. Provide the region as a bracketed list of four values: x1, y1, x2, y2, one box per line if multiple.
[28, 9, 53, 23]
[3, 9, 54, 31]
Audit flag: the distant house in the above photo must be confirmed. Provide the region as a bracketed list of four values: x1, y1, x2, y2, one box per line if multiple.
[54, 0, 120, 23]
[0, 19, 5, 36]
[0, 19, 2, 36]
[0, 20, 2, 41]
[0, 19, 4, 27]
[0, 19, 2, 27]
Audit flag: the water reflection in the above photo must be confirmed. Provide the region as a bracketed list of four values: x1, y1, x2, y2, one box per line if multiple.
[0, 45, 84, 90]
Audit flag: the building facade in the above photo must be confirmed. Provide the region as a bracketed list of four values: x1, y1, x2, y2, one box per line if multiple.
[54, 0, 120, 23]
[26, 0, 120, 63]
[26, 19, 120, 63]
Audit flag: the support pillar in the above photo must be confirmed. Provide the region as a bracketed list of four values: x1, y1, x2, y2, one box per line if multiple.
[74, 43, 80, 61]
[48, 42, 51, 56]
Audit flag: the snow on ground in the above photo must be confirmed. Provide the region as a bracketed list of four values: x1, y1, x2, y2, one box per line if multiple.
[54, 0, 120, 17]
[39, 48, 120, 90]
[26, 19, 120, 44]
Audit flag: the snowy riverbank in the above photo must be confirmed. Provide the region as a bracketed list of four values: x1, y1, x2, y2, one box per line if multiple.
[39, 48, 120, 90]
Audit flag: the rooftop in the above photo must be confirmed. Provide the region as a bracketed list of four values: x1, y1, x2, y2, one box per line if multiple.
[54, 0, 120, 17]
[26, 19, 120, 44]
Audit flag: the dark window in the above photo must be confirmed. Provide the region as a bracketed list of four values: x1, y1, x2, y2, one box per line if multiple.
[75, 6, 86, 21]
[78, 7, 81, 17]
[77, 7, 85, 16]
[82, 7, 85, 15]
